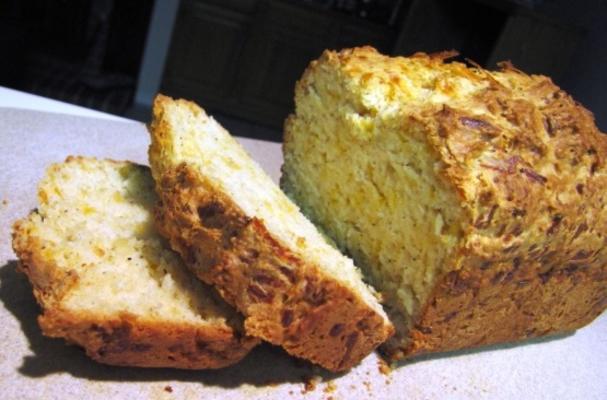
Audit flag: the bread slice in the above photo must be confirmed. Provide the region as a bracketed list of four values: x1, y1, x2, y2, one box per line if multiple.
[148, 94, 394, 371]
[282, 47, 607, 360]
[12, 156, 258, 369]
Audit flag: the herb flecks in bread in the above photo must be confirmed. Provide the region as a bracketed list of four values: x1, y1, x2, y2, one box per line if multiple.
[12, 157, 258, 369]
[148, 95, 394, 372]
[282, 47, 607, 359]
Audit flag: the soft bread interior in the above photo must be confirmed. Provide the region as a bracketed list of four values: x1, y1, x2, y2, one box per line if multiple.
[282, 52, 466, 335]
[17, 157, 237, 324]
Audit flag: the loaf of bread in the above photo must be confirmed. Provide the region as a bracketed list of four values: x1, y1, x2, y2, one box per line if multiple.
[281, 47, 607, 360]
[12, 157, 258, 368]
[148, 94, 394, 371]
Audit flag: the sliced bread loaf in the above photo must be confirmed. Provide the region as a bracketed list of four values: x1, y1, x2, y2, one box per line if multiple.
[282, 47, 607, 360]
[148, 94, 394, 371]
[12, 156, 258, 368]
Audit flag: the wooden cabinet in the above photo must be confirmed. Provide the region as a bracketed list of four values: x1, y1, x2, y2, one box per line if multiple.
[162, 0, 582, 140]
[161, 0, 250, 114]
[161, 0, 395, 135]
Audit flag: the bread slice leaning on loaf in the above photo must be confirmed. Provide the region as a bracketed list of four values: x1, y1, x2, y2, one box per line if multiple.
[282, 47, 607, 360]
[148, 94, 394, 372]
[12, 157, 258, 368]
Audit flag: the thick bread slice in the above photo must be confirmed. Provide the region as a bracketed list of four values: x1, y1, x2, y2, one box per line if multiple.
[12, 157, 258, 369]
[282, 46, 607, 360]
[149, 94, 394, 372]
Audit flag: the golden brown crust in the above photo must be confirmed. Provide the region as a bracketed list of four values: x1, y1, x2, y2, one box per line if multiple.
[288, 47, 607, 360]
[38, 310, 253, 369]
[154, 163, 394, 371]
[12, 185, 257, 370]
[385, 61, 607, 359]
[383, 253, 607, 359]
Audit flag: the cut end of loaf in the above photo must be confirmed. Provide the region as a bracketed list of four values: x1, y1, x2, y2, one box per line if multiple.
[282, 48, 466, 350]
[149, 94, 394, 371]
[12, 156, 257, 368]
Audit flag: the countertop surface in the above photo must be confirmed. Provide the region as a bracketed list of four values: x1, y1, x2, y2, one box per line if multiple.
[0, 86, 129, 122]
[0, 104, 606, 400]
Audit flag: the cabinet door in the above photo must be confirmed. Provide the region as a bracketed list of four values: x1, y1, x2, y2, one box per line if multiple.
[162, 0, 395, 131]
[161, 0, 249, 110]
[234, 1, 331, 127]
[235, 1, 394, 128]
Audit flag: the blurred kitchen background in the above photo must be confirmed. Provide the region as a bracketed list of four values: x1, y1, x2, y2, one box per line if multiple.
[1, 0, 606, 141]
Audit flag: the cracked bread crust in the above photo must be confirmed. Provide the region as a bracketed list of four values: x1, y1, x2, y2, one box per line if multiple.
[382, 94, 607, 359]
[154, 163, 394, 372]
[38, 310, 252, 369]
[387, 253, 607, 359]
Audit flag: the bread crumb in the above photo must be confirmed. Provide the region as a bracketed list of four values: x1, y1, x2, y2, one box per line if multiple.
[324, 381, 336, 393]
[164, 385, 173, 393]
[377, 357, 392, 375]
[301, 375, 321, 393]
[2, 199, 7, 205]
